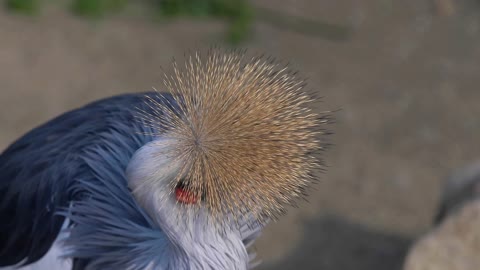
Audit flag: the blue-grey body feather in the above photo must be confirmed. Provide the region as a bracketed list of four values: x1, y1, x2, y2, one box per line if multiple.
[0, 92, 261, 269]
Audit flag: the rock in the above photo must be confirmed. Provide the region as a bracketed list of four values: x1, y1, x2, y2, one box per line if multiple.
[404, 199, 480, 270]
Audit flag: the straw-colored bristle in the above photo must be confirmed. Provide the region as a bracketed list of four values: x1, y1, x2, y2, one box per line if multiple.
[140, 49, 330, 224]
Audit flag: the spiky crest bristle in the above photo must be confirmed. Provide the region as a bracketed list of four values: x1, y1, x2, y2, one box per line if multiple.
[138, 49, 330, 224]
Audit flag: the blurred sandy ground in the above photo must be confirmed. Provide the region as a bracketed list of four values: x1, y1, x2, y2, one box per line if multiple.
[2, 0, 480, 269]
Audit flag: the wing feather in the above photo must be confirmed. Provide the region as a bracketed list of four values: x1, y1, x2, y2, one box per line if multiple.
[0, 92, 165, 267]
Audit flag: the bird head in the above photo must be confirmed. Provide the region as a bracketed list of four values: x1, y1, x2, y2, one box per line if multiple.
[126, 49, 330, 231]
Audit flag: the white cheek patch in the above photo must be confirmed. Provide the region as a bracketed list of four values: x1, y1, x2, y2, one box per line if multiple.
[126, 140, 181, 209]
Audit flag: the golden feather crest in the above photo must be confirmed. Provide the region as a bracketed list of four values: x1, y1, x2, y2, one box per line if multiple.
[140, 50, 330, 224]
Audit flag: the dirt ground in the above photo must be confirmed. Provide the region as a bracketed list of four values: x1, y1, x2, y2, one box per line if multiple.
[2, 0, 480, 269]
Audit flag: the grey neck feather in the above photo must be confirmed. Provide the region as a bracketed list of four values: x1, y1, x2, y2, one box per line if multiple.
[126, 138, 252, 269]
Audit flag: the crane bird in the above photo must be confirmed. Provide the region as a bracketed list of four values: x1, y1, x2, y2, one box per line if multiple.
[0, 50, 330, 270]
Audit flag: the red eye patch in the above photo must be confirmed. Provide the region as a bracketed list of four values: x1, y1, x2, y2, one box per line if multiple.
[175, 186, 197, 204]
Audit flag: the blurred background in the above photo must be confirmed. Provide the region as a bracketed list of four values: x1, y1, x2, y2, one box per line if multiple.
[1, 0, 480, 269]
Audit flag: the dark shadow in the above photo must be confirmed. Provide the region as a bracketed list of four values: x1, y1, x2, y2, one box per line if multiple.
[257, 215, 413, 270]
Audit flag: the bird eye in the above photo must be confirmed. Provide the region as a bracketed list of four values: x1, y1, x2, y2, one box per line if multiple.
[175, 179, 187, 190]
